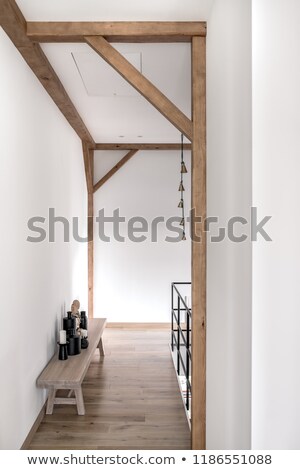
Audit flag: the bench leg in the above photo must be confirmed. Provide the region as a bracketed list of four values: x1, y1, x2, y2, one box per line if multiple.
[68, 389, 74, 398]
[98, 337, 105, 356]
[46, 389, 56, 415]
[75, 387, 85, 415]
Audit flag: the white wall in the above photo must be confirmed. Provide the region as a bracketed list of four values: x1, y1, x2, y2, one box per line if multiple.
[206, 0, 252, 449]
[6, 0, 299, 451]
[0, 28, 88, 449]
[252, 0, 300, 449]
[93, 150, 191, 322]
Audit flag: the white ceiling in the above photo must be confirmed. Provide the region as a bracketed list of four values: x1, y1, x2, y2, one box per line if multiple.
[42, 42, 191, 142]
[72, 51, 142, 97]
[16, 0, 214, 21]
[16, 0, 214, 143]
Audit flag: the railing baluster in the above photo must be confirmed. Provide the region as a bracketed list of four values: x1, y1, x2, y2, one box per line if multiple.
[171, 283, 174, 351]
[186, 306, 190, 411]
[177, 295, 180, 375]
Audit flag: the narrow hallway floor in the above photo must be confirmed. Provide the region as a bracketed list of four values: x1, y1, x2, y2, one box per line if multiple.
[29, 327, 191, 450]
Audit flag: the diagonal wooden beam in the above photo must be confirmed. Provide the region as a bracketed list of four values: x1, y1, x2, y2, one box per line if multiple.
[95, 143, 192, 151]
[26, 21, 207, 43]
[85, 36, 193, 141]
[0, 0, 94, 145]
[93, 149, 138, 193]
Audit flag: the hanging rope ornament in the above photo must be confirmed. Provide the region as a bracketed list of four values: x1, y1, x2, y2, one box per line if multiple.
[178, 133, 188, 241]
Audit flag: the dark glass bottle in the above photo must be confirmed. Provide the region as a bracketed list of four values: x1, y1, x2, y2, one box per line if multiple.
[80, 311, 88, 330]
[63, 311, 76, 337]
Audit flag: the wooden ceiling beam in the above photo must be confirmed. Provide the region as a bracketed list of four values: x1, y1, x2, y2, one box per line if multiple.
[93, 149, 138, 193]
[0, 0, 94, 145]
[95, 143, 192, 151]
[26, 21, 207, 43]
[86, 36, 193, 141]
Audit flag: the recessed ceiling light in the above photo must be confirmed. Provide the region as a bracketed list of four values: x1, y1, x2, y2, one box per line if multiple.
[118, 135, 125, 138]
[137, 135, 143, 138]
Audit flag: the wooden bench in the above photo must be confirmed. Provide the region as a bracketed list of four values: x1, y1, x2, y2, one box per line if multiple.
[37, 318, 107, 415]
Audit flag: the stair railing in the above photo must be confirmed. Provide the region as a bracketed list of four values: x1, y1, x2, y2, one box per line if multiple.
[171, 282, 192, 414]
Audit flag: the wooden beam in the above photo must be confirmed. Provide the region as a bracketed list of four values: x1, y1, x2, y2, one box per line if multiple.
[82, 142, 94, 317]
[88, 150, 94, 319]
[89, 147, 94, 185]
[0, 0, 94, 145]
[95, 143, 192, 151]
[27, 21, 207, 43]
[82, 142, 93, 193]
[88, 191, 94, 319]
[191, 36, 206, 450]
[93, 149, 138, 193]
[86, 36, 193, 141]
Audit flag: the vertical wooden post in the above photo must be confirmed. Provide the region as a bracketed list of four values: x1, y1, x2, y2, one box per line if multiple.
[191, 36, 206, 449]
[83, 141, 94, 319]
[88, 149, 94, 319]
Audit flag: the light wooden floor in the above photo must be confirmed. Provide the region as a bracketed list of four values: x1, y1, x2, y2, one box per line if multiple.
[29, 328, 191, 450]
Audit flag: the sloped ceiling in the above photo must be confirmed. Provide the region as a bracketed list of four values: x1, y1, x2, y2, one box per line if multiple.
[16, 0, 214, 143]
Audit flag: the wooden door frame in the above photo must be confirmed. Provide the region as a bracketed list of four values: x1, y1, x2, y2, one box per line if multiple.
[0, 1, 206, 449]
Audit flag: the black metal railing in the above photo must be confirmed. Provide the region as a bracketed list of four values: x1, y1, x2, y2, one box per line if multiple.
[171, 282, 191, 414]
